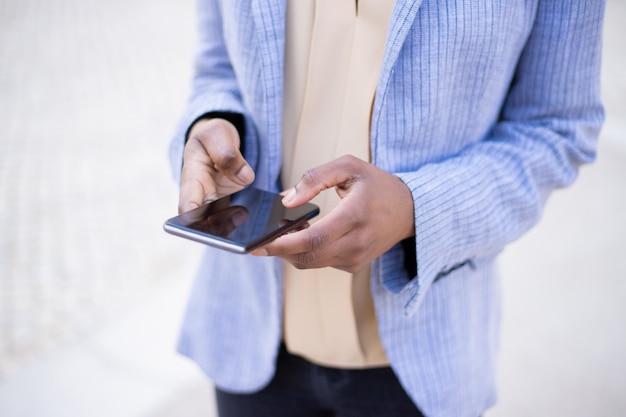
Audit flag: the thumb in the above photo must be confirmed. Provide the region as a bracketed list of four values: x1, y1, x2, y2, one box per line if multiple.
[282, 155, 364, 207]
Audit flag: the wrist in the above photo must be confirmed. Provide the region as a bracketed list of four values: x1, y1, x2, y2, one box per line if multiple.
[397, 175, 416, 240]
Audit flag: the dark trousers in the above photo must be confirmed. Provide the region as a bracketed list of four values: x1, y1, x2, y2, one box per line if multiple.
[215, 344, 425, 417]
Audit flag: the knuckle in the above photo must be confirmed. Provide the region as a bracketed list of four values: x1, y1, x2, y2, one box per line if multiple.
[214, 148, 240, 171]
[289, 230, 327, 268]
[337, 154, 360, 170]
[193, 119, 241, 162]
[307, 231, 326, 252]
[292, 251, 317, 269]
[338, 154, 356, 164]
[300, 168, 319, 187]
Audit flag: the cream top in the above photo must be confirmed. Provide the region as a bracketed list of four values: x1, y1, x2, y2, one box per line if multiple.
[281, 0, 394, 368]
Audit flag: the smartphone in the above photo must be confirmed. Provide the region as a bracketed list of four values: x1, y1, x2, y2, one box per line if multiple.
[163, 187, 320, 254]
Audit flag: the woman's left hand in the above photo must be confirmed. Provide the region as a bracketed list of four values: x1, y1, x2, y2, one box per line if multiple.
[252, 155, 415, 273]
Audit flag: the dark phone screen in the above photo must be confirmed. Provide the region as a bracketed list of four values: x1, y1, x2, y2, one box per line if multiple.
[165, 187, 319, 252]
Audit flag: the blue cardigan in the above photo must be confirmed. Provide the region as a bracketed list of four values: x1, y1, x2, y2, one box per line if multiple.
[169, 1, 605, 416]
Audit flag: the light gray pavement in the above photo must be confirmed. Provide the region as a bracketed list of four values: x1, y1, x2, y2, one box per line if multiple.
[0, 1, 624, 416]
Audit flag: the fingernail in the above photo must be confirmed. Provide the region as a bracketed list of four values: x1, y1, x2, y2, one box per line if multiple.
[237, 165, 254, 184]
[251, 248, 268, 256]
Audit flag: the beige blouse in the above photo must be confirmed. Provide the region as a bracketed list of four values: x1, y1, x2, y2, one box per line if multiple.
[281, 0, 395, 368]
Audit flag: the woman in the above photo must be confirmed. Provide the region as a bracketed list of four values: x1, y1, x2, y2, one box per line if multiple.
[170, 1, 605, 416]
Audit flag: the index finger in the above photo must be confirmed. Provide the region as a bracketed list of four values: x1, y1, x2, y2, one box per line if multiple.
[251, 206, 351, 260]
[179, 118, 254, 212]
[282, 155, 365, 207]
[191, 118, 255, 186]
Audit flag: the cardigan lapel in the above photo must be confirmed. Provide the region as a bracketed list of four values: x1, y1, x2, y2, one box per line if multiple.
[379, 0, 424, 88]
[247, 0, 422, 178]
[250, 0, 287, 186]
[250, 0, 286, 80]
[371, 0, 423, 165]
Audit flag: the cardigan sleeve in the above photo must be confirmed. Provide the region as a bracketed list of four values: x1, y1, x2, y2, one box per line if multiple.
[383, 1, 606, 314]
[168, 0, 259, 184]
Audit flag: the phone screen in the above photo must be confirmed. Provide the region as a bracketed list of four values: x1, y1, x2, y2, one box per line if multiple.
[163, 187, 320, 253]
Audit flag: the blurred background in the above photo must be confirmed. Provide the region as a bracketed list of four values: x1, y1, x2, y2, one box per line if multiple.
[0, 0, 624, 416]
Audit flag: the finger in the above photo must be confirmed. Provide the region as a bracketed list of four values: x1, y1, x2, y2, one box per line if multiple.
[204, 141, 254, 186]
[179, 138, 224, 212]
[262, 233, 367, 272]
[252, 204, 354, 258]
[193, 119, 255, 186]
[179, 118, 253, 212]
[282, 155, 364, 207]
[179, 168, 214, 213]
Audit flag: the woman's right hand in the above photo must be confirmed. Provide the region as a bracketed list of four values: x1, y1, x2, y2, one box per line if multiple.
[178, 118, 255, 214]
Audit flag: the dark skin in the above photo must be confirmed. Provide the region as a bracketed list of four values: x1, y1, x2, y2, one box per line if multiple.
[179, 117, 416, 273]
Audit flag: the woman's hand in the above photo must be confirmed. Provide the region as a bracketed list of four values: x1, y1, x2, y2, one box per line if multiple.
[179, 118, 255, 214]
[252, 155, 415, 273]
